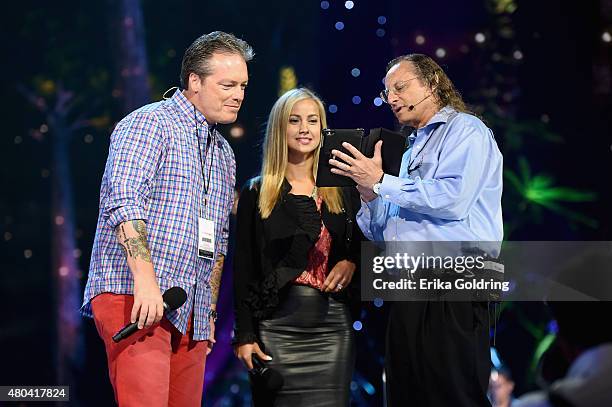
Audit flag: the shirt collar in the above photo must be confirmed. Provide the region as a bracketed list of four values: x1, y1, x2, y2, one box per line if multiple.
[423, 105, 456, 128]
[170, 88, 208, 126]
[410, 105, 455, 144]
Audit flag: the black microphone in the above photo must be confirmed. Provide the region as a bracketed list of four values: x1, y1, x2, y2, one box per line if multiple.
[408, 92, 433, 111]
[112, 286, 187, 343]
[250, 353, 284, 392]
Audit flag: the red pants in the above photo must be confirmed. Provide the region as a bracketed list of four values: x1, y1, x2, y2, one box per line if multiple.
[91, 293, 208, 407]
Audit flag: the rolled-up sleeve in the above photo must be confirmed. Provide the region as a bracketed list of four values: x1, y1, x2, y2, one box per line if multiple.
[102, 112, 165, 229]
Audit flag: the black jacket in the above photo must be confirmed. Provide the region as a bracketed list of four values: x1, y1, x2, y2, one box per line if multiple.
[233, 178, 363, 345]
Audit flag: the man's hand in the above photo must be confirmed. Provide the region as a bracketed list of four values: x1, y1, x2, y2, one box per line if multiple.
[207, 315, 216, 355]
[131, 270, 164, 329]
[234, 342, 272, 370]
[117, 219, 164, 330]
[322, 260, 356, 293]
[329, 140, 384, 189]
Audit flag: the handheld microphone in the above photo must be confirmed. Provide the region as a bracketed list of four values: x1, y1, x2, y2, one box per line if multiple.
[112, 286, 187, 343]
[408, 92, 433, 111]
[250, 353, 284, 392]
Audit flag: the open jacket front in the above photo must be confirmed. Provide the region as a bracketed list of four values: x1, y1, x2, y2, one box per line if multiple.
[233, 178, 363, 345]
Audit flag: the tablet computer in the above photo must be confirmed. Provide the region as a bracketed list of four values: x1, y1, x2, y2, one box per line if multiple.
[362, 128, 406, 177]
[316, 128, 365, 187]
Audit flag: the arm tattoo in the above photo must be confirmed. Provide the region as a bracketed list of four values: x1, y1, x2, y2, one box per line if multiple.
[128, 220, 152, 262]
[116, 220, 152, 263]
[210, 254, 224, 305]
[118, 224, 132, 258]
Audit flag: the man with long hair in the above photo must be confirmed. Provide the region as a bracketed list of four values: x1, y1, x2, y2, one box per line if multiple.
[330, 54, 503, 406]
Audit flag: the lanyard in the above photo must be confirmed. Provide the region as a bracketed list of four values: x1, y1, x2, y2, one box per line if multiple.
[194, 105, 216, 210]
[406, 126, 437, 175]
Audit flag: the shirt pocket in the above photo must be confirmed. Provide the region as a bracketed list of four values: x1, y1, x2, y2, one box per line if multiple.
[415, 152, 437, 179]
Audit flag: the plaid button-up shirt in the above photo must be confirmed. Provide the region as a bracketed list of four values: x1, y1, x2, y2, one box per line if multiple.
[81, 89, 236, 340]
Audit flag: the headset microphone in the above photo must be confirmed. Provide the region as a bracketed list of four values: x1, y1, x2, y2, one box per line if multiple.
[408, 73, 439, 111]
[408, 93, 433, 111]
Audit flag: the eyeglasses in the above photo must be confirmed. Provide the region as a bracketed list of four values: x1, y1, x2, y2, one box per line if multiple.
[380, 76, 419, 104]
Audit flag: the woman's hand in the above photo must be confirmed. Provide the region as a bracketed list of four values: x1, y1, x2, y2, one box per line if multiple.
[234, 342, 272, 370]
[322, 260, 356, 293]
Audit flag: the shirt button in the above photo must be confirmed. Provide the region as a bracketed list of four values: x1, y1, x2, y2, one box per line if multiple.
[384, 194, 390, 199]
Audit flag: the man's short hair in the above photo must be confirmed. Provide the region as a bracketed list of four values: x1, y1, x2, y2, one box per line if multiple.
[180, 31, 254, 90]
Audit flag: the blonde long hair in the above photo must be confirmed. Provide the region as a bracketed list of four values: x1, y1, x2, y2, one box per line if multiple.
[258, 88, 344, 219]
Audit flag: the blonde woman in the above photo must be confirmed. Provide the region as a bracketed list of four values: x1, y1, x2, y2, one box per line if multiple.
[233, 88, 362, 406]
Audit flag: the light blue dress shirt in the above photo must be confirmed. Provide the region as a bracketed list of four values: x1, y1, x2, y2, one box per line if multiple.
[357, 106, 503, 244]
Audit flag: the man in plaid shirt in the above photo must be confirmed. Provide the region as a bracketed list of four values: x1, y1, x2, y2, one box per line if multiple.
[81, 31, 253, 406]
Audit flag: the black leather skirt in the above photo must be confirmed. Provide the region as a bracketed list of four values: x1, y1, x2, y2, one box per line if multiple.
[253, 284, 355, 407]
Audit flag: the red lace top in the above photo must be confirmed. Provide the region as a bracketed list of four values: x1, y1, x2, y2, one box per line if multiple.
[293, 197, 332, 290]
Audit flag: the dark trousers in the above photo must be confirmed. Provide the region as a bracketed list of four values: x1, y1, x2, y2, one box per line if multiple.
[385, 301, 491, 407]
